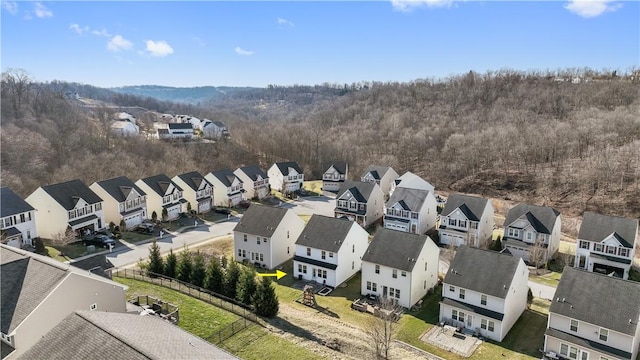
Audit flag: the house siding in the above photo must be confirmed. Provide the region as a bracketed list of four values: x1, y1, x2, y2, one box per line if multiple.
[575, 233, 636, 280]
[135, 180, 184, 221]
[89, 184, 147, 229]
[547, 313, 636, 355]
[233, 170, 270, 200]
[1, 211, 37, 248]
[171, 177, 213, 214]
[206, 174, 243, 207]
[268, 165, 303, 193]
[439, 201, 494, 248]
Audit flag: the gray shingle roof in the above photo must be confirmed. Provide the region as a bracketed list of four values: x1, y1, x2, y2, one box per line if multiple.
[503, 203, 560, 234]
[362, 228, 430, 272]
[550, 267, 640, 336]
[444, 246, 522, 299]
[336, 181, 377, 202]
[0, 187, 34, 217]
[394, 172, 434, 192]
[94, 176, 146, 202]
[235, 165, 267, 181]
[40, 180, 103, 210]
[386, 187, 430, 212]
[210, 169, 242, 187]
[70, 255, 115, 279]
[233, 204, 288, 237]
[175, 171, 210, 191]
[139, 174, 183, 196]
[361, 165, 392, 180]
[441, 193, 490, 222]
[578, 211, 638, 248]
[212, 120, 226, 127]
[19, 310, 239, 360]
[274, 161, 303, 176]
[168, 122, 193, 130]
[324, 161, 347, 175]
[295, 215, 355, 252]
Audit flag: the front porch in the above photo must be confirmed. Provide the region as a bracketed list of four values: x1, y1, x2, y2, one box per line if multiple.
[334, 210, 365, 227]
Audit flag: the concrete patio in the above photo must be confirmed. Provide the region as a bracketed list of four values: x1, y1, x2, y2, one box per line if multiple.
[420, 325, 482, 358]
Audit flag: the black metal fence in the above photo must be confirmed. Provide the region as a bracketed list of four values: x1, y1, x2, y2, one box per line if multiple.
[205, 317, 253, 345]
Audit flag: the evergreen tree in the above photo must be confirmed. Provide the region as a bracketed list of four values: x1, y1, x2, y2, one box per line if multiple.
[223, 260, 241, 298]
[492, 235, 503, 251]
[176, 250, 193, 282]
[151, 211, 158, 222]
[147, 241, 164, 276]
[190, 251, 207, 287]
[203, 256, 224, 293]
[253, 276, 279, 317]
[220, 255, 228, 269]
[236, 268, 257, 305]
[164, 249, 177, 278]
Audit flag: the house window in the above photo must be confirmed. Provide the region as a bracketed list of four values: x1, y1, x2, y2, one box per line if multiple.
[319, 269, 327, 279]
[527, 232, 533, 241]
[371, 282, 377, 292]
[560, 344, 569, 357]
[470, 222, 477, 229]
[606, 246, 617, 255]
[287, 230, 289, 238]
[257, 237, 261, 244]
[287, 247, 290, 254]
[570, 319, 578, 332]
[488, 321, 494, 332]
[392, 269, 397, 278]
[241, 249, 246, 257]
[243, 234, 247, 242]
[338, 200, 347, 208]
[459, 289, 465, 300]
[95, 203, 102, 211]
[307, 247, 311, 256]
[259, 253, 264, 262]
[352, 261, 354, 270]
[449, 285, 455, 292]
[449, 218, 456, 226]
[599, 328, 608, 342]
[352, 244, 355, 253]
[401, 271, 406, 277]
[508, 228, 520, 237]
[458, 220, 467, 228]
[568, 347, 578, 359]
[238, 249, 242, 257]
[481, 294, 487, 305]
[481, 319, 487, 329]
[451, 309, 458, 321]
[424, 280, 426, 289]
[375, 265, 380, 274]
[411, 213, 418, 219]
[425, 262, 428, 271]
[394, 289, 400, 298]
[579, 240, 590, 249]
[329, 252, 334, 258]
[322, 251, 326, 260]
[298, 264, 307, 274]
[90, 303, 97, 311]
[264, 238, 268, 243]
[594, 243, 603, 252]
[367, 281, 372, 290]
[619, 248, 629, 257]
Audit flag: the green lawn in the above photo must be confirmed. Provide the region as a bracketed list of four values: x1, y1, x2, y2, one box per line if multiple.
[303, 180, 323, 195]
[43, 240, 90, 259]
[42, 246, 70, 262]
[120, 231, 155, 243]
[528, 271, 562, 287]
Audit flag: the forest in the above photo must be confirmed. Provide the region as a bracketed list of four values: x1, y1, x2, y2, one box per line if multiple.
[2, 67, 639, 220]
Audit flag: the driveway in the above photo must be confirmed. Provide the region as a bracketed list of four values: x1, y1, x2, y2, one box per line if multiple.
[280, 194, 336, 217]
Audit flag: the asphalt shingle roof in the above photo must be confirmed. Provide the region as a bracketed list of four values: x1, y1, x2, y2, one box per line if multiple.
[361, 228, 430, 272]
[441, 193, 490, 222]
[550, 267, 640, 336]
[70, 255, 115, 279]
[274, 161, 303, 176]
[168, 123, 193, 130]
[503, 203, 560, 234]
[40, 180, 103, 210]
[324, 161, 347, 175]
[94, 176, 146, 202]
[444, 246, 521, 299]
[210, 169, 242, 187]
[175, 171, 210, 191]
[235, 165, 268, 181]
[0, 187, 34, 217]
[386, 187, 430, 212]
[233, 204, 288, 238]
[394, 172, 435, 192]
[295, 215, 355, 252]
[336, 181, 377, 202]
[19, 310, 239, 360]
[139, 174, 182, 196]
[361, 165, 392, 180]
[578, 211, 638, 248]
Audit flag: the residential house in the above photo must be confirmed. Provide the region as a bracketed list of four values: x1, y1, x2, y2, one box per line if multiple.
[115, 112, 136, 124]
[25, 179, 106, 240]
[233, 204, 305, 270]
[334, 180, 384, 228]
[502, 203, 562, 265]
[135, 175, 186, 221]
[268, 161, 304, 193]
[20, 310, 239, 360]
[293, 215, 369, 288]
[438, 193, 494, 248]
[360, 165, 399, 199]
[361, 228, 439, 309]
[0, 245, 127, 359]
[89, 176, 147, 230]
[110, 120, 139, 136]
[157, 123, 194, 140]
[69, 254, 116, 280]
[234, 165, 270, 200]
[544, 267, 640, 360]
[574, 212, 638, 280]
[439, 246, 529, 342]
[175, 114, 201, 129]
[206, 169, 244, 207]
[172, 171, 214, 214]
[389, 171, 435, 196]
[383, 187, 437, 234]
[322, 161, 348, 193]
[1, 187, 37, 248]
[202, 119, 229, 138]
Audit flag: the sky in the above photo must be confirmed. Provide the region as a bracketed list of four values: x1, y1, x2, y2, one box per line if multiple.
[1, 1, 638, 88]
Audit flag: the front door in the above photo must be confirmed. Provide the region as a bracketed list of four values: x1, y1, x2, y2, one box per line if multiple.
[383, 286, 388, 298]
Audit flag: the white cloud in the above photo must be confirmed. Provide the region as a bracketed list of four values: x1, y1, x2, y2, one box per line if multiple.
[69, 23, 89, 35]
[277, 17, 294, 27]
[391, 0, 454, 12]
[2, 1, 18, 15]
[107, 35, 133, 52]
[564, 0, 622, 18]
[34, 2, 52, 18]
[235, 46, 254, 56]
[145, 40, 174, 57]
[92, 28, 111, 37]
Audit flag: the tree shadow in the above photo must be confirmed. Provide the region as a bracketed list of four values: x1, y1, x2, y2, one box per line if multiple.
[265, 315, 324, 344]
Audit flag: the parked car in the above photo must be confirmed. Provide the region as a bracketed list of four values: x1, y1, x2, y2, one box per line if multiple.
[83, 234, 116, 249]
[214, 207, 231, 214]
[134, 223, 154, 234]
[96, 229, 116, 238]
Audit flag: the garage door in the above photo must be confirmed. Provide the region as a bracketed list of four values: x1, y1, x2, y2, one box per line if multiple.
[167, 206, 180, 219]
[124, 213, 142, 228]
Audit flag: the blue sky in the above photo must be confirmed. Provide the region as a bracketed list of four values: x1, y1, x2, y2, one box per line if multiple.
[1, 1, 638, 88]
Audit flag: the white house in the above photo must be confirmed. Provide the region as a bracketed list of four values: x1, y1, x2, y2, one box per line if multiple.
[438, 193, 494, 248]
[268, 161, 304, 193]
[110, 120, 139, 136]
[389, 171, 435, 196]
[439, 246, 529, 342]
[233, 204, 304, 270]
[202, 120, 229, 139]
[175, 115, 201, 130]
[322, 161, 348, 193]
[115, 112, 136, 124]
[383, 187, 437, 234]
[172, 171, 214, 214]
[361, 228, 439, 309]
[360, 165, 399, 199]
[1, 187, 37, 248]
[574, 212, 638, 280]
[206, 169, 244, 207]
[544, 267, 640, 360]
[89, 176, 148, 230]
[334, 180, 384, 228]
[158, 123, 194, 140]
[0, 245, 127, 359]
[135, 174, 186, 221]
[502, 203, 561, 265]
[293, 215, 369, 288]
[25, 179, 106, 240]
[234, 165, 270, 200]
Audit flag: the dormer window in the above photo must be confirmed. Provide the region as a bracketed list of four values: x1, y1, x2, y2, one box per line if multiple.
[599, 328, 608, 341]
[570, 319, 578, 332]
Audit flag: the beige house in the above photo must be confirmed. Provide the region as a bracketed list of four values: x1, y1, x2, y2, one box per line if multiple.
[268, 161, 304, 194]
[360, 165, 399, 199]
[234, 165, 270, 200]
[0, 245, 127, 359]
[172, 171, 214, 214]
[135, 174, 186, 221]
[89, 176, 148, 229]
[206, 169, 244, 207]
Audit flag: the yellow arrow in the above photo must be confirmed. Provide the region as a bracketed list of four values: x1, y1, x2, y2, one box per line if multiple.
[257, 269, 287, 280]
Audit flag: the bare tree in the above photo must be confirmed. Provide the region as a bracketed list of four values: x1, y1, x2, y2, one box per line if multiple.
[1, 68, 32, 118]
[365, 298, 403, 359]
[528, 238, 547, 274]
[51, 226, 77, 247]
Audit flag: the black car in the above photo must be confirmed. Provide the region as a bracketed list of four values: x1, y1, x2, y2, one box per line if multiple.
[83, 234, 116, 249]
[134, 223, 154, 234]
